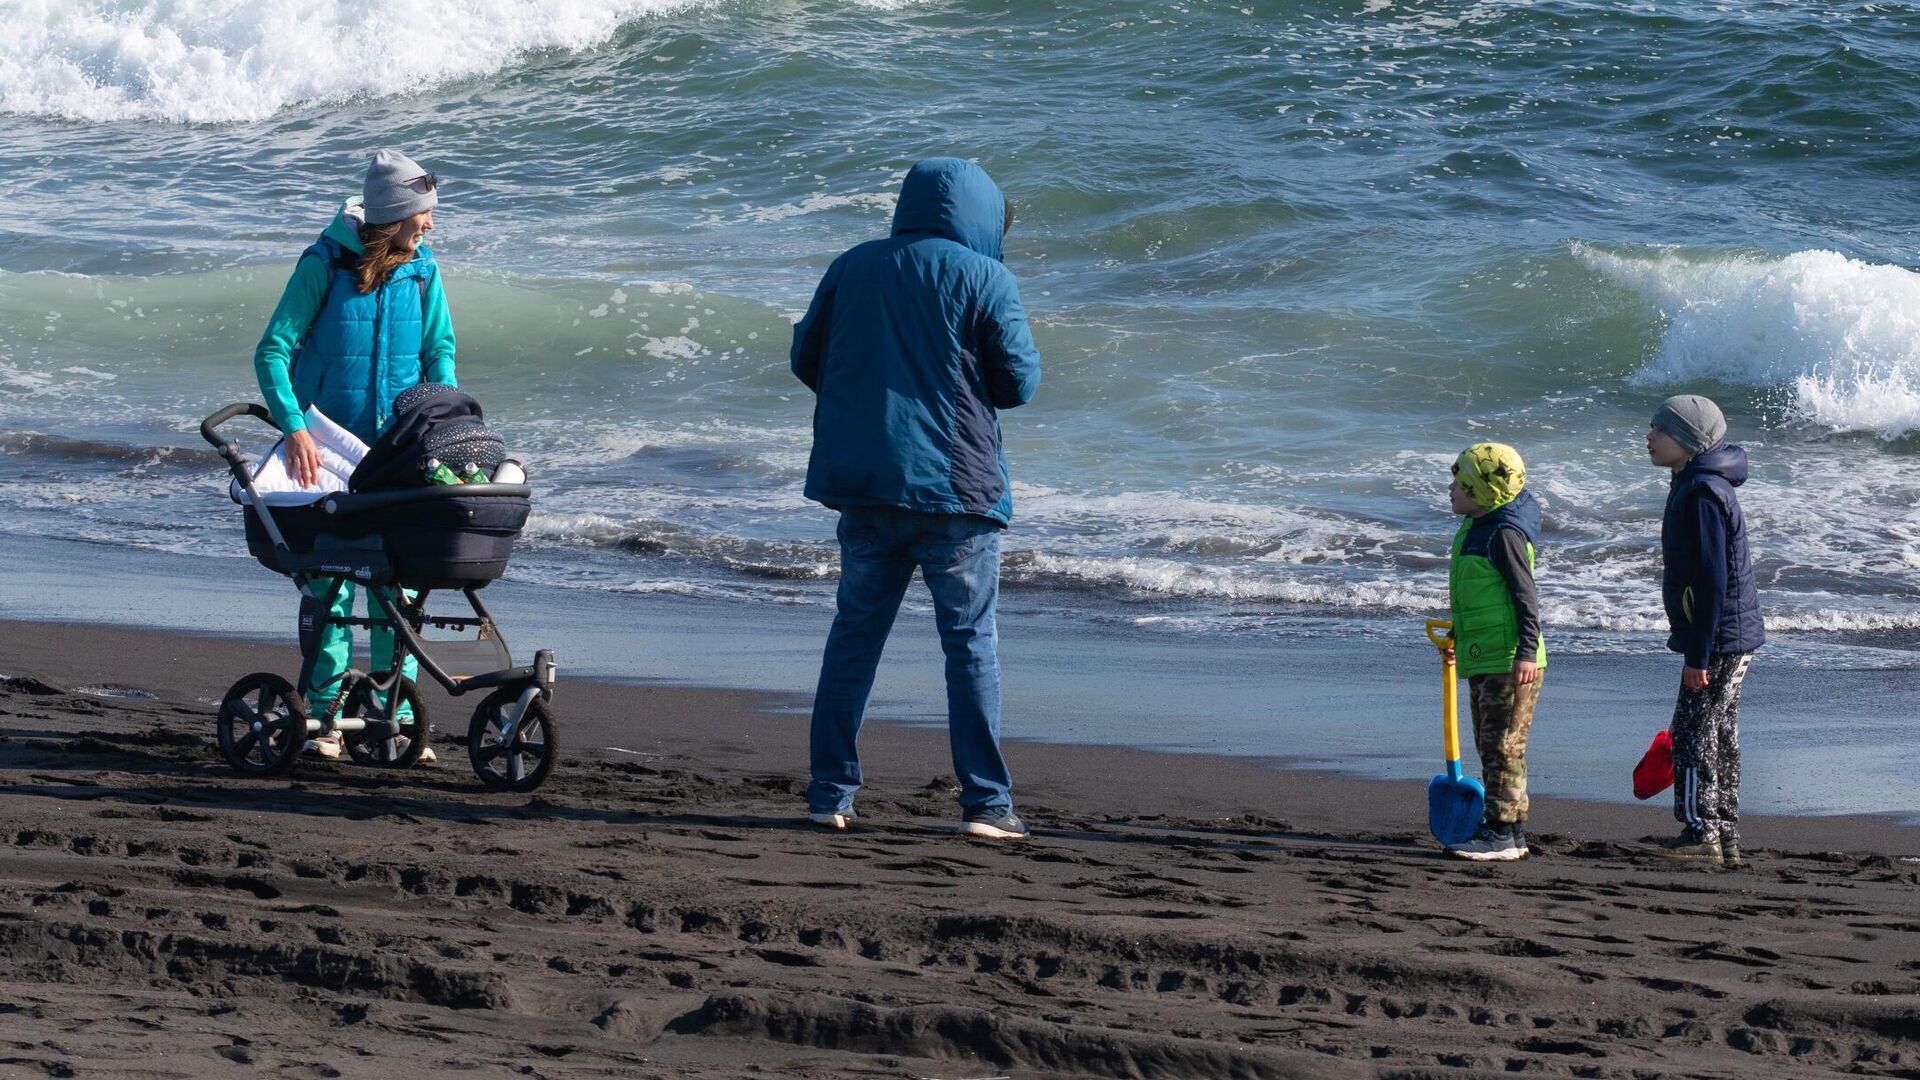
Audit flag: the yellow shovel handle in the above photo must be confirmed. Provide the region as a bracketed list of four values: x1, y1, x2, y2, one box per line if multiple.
[1425, 619, 1460, 764]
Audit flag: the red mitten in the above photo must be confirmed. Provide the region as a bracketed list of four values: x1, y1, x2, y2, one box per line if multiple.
[1633, 729, 1674, 800]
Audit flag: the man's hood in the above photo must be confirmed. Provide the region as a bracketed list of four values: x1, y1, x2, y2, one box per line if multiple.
[890, 158, 1005, 260]
[322, 197, 367, 255]
[1680, 442, 1749, 488]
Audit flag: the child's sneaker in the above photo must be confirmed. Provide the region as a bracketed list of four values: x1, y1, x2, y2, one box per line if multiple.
[807, 807, 856, 831]
[1650, 826, 1723, 862]
[1719, 834, 1741, 868]
[303, 731, 344, 759]
[1447, 823, 1527, 861]
[959, 810, 1031, 840]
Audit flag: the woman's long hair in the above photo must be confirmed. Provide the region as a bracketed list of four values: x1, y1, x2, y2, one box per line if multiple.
[354, 219, 414, 294]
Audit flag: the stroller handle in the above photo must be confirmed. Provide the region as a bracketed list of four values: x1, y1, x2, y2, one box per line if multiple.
[201, 402, 279, 450]
[201, 402, 293, 555]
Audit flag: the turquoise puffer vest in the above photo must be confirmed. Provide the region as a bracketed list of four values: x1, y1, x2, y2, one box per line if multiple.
[289, 235, 436, 443]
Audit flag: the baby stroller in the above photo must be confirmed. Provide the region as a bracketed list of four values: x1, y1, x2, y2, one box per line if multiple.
[200, 392, 558, 793]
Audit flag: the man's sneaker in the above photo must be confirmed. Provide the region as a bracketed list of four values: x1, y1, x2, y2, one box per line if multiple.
[1720, 835, 1741, 868]
[1447, 823, 1528, 861]
[960, 810, 1031, 840]
[303, 731, 344, 759]
[1650, 826, 1724, 862]
[416, 744, 437, 765]
[807, 808, 856, 831]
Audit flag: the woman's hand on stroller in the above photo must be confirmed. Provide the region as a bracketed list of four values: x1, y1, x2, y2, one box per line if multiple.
[286, 429, 323, 488]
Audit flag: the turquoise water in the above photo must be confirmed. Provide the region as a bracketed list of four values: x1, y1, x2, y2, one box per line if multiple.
[4, 0, 1920, 664]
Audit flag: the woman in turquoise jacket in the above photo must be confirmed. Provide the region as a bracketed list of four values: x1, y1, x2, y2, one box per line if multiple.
[251, 148, 456, 759]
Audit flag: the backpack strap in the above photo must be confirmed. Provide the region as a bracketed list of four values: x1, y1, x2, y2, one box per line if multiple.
[307, 236, 346, 319]
[288, 238, 342, 379]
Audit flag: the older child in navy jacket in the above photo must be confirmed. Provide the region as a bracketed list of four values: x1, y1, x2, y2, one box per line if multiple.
[1645, 395, 1764, 866]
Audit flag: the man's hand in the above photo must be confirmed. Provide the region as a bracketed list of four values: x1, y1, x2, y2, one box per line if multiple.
[1511, 658, 1539, 686]
[286, 429, 322, 488]
[1682, 665, 1710, 692]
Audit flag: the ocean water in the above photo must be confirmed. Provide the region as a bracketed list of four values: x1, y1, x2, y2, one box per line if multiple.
[4, 0, 1920, 669]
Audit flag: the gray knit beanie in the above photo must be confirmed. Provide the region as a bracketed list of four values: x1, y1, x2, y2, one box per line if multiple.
[362, 148, 437, 226]
[1651, 394, 1727, 454]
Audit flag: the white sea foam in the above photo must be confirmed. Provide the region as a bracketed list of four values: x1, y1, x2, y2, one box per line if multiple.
[0, 0, 701, 124]
[1010, 551, 1442, 611]
[1012, 485, 1418, 563]
[715, 192, 897, 227]
[639, 335, 706, 360]
[1576, 243, 1920, 438]
[0, 363, 55, 392]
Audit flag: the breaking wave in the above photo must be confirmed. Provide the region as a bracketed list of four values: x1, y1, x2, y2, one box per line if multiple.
[1577, 243, 1920, 439]
[0, 0, 702, 124]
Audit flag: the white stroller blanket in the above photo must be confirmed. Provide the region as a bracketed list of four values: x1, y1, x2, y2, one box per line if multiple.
[232, 406, 370, 506]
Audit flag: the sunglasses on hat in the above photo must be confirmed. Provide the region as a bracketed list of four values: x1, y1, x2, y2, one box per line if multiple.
[404, 172, 438, 193]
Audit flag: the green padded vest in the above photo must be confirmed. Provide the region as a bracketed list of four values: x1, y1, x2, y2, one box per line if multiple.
[1448, 518, 1548, 678]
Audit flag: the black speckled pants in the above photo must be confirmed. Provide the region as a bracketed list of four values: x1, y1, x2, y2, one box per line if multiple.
[1670, 651, 1753, 842]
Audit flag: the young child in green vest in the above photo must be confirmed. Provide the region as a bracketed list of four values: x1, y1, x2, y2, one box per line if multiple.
[1444, 442, 1546, 861]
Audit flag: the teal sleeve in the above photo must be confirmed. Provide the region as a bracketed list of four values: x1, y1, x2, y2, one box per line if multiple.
[980, 265, 1041, 409]
[421, 267, 457, 386]
[251, 254, 329, 433]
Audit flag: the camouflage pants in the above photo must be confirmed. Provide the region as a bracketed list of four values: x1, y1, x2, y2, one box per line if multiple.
[1670, 651, 1753, 843]
[1468, 672, 1542, 825]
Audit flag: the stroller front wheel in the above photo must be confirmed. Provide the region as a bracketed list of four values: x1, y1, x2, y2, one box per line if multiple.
[467, 687, 558, 793]
[217, 673, 307, 777]
[343, 675, 429, 769]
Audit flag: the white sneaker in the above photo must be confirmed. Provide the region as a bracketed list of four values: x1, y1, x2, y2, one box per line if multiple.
[807, 808, 856, 830]
[303, 732, 344, 759]
[1447, 823, 1528, 861]
[416, 744, 437, 765]
[959, 810, 1032, 840]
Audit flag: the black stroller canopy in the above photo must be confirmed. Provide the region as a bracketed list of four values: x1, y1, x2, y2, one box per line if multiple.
[353, 383, 508, 493]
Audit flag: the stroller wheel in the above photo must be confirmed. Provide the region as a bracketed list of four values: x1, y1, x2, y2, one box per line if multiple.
[343, 675, 429, 769]
[467, 687, 558, 793]
[217, 673, 307, 777]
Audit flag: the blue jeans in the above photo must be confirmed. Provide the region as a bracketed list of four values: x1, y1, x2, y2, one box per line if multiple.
[808, 507, 1012, 815]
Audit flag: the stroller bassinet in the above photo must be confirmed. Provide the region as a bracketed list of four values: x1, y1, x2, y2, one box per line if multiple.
[227, 386, 531, 590]
[241, 484, 531, 590]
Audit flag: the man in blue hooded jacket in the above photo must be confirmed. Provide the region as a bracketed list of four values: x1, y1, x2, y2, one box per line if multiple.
[791, 158, 1042, 840]
[1644, 394, 1765, 867]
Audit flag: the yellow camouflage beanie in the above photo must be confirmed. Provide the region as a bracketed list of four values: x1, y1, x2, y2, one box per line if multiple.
[1452, 442, 1527, 510]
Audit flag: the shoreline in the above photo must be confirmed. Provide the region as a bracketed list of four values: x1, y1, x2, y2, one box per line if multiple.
[4, 614, 1918, 853]
[2, 531, 1918, 824]
[3, 616, 1918, 1078]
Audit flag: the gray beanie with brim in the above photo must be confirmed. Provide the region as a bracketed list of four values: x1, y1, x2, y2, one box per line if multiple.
[362, 148, 437, 226]
[1652, 394, 1727, 454]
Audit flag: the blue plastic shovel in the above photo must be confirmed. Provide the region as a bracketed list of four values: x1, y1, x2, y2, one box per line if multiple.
[1425, 619, 1485, 846]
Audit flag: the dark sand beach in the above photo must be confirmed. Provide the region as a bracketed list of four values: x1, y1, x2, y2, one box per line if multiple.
[2, 619, 1917, 1079]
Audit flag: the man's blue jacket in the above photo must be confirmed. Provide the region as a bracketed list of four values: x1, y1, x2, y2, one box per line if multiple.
[791, 158, 1042, 525]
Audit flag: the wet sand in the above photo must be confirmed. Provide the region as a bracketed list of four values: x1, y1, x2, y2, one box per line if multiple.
[2, 618, 1917, 1079]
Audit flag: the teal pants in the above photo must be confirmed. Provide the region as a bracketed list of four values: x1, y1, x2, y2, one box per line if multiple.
[300, 581, 419, 718]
